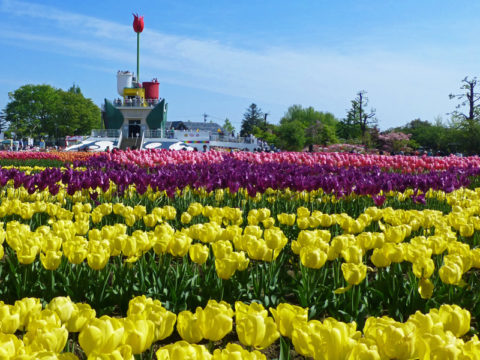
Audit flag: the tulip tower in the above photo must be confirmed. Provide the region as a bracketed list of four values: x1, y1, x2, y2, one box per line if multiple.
[132, 13, 144, 84]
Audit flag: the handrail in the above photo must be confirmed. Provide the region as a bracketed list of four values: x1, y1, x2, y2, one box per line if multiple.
[139, 130, 145, 149]
[91, 129, 121, 138]
[144, 130, 165, 138]
[116, 130, 123, 149]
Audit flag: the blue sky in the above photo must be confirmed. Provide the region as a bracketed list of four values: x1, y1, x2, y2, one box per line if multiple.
[1, 0, 480, 131]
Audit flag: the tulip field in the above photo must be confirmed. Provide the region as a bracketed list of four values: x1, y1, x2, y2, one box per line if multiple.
[1, 150, 480, 359]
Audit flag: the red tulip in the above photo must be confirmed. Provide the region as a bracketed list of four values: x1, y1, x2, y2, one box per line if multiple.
[133, 13, 144, 33]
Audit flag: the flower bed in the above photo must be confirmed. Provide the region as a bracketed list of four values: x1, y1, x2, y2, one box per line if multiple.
[0, 152, 478, 358]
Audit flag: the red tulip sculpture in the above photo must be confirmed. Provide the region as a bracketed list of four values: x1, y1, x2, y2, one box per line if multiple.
[133, 13, 144, 83]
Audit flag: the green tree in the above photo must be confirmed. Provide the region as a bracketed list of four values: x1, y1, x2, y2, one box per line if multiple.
[449, 77, 480, 154]
[240, 103, 264, 137]
[5, 84, 60, 138]
[276, 120, 306, 151]
[345, 91, 376, 144]
[222, 118, 235, 135]
[277, 105, 338, 148]
[337, 111, 362, 141]
[4, 84, 101, 139]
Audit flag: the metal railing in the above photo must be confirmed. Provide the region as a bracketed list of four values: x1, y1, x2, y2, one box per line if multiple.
[209, 134, 256, 144]
[117, 130, 123, 148]
[144, 129, 165, 138]
[111, 98, 159, 108]
[91, 129, 121, 138]
[139, 130, 145, 149]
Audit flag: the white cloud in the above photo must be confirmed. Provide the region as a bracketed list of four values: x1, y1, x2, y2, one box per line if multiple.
[0, 0, 477, 129]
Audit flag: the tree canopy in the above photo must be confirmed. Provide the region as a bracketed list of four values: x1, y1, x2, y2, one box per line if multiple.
[240, 103, 264, 137]
[4, 84, 101, 139]
[278, 105, 338, 148]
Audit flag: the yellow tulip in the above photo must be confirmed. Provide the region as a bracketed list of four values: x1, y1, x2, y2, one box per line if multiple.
[438, 304, 471, 337]
[262, 217, 276, 229]
[47, 296, 75, 324]
[342, 262, 367, 285]
[177, 311, 203, 343]
[375, 323, 417, 360]
[246, 237, 270, 261]
[270, 303, 308, 338]
[418, 278, 434, 299]
[416, 332, 462, 360]
[87, 249, 110, 270]
[66, 303, 96, 333]
[27, 309, 61, 333]
[181, 212, 192, 225]
[264, 228, 287, 250]
[0, 302, 20, 333]
[167, 232, 192, 257]
[122, 318, 155, 354]
[439, 263, 463, 285]
[79, 316, 125, 356]
[277, 213, 296, 226]
[40, 250, 63, 270]
[215, 257, 238, 280]
[156, 341, 212, 360]
[341, 245, 363, 264]
[412, 257, 435, 279]
[196, 300, 234, 342]
[212, 343, 266, 360]
[297, 217, 310, 230]
[189, 243, 210, 264]
[15, 297, 42, 330]
[87, 344, 134, 360]
[297, 207, 310, 218]
[459, 223, 474, 237]
[63, 237, 88, 264]
[292, 318, 358, 360]
[0, 333, 24, 359]
[187, 202, 204, 217]
[370, 248, 391, 268]
[234, 301, 279, 349]
[17, 242, 40, 264]
[211, 240, 233, 259]
[231, 251, 249, 271]
[143, 214, 157, 228]
[244, 225, 263, 239]
[23, 323, 68, 353]
[463, 335, 480, 360]
[236, 311, 279, 349]
[300, 246, 327, 269]
[346, 342, 381, 360]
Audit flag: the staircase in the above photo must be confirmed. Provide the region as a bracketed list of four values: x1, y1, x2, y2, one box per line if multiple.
[120, 137, 141, 150]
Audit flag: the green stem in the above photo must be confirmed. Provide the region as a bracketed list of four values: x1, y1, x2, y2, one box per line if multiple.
[137, 32, 140, 83]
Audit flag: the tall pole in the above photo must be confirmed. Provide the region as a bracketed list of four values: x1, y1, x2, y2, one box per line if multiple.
[132, 13, 144, 83]
[137, 32, 140, 83]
